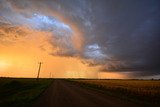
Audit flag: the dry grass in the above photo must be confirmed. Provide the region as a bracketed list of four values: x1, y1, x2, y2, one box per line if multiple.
[76, 80, 160, 96]
[73, 79, 160, 106]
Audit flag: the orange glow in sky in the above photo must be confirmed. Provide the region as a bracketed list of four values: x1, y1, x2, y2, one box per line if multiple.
[98, 72, 129, 79]
[0, 8, 130, 79]
[0, 33, 126, 78]
[1, 0, 159, 79]
[0, 29, 99, 78]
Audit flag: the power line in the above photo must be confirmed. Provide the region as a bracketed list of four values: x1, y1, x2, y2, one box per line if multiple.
[37, 62, 43, 80]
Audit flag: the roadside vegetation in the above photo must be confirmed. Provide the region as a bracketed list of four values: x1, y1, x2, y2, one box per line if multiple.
[0, 78, 52, 107]
[71, 79, 160, 107]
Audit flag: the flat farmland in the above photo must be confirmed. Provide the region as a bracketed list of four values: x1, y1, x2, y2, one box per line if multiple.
[0, 78, 52, 107]
[0, 79, 160, 107]
[72, 79, 160, 107]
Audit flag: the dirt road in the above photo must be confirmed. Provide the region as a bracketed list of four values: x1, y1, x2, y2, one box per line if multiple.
[34, 80, 138, 107]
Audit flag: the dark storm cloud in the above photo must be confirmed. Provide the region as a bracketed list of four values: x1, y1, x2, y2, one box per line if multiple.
[89, 0, 160, 76]
[1, 0, 160, 77]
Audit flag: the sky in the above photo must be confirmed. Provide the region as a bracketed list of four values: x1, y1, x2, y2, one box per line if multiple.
[0, 0, 160, 79]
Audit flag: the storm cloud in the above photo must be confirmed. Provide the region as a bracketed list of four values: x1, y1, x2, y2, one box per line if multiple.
[0, 0, 160, 77]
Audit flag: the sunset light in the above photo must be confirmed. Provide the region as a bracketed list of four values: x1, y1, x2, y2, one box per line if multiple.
[0, 0, 160, 107]
[0, 0, 160, 79]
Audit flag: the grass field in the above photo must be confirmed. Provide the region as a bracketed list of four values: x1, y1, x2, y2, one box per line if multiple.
[0, 78, 52, 107]
[1, 78, 160, 107]
[72, 79, 160, 107]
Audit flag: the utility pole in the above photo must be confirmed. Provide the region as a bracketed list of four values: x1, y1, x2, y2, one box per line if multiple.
[37, 62, 43, 80]
[50, 72, 52, 78]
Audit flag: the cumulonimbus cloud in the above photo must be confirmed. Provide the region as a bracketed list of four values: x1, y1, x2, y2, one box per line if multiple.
[1, 0, 160, 78]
